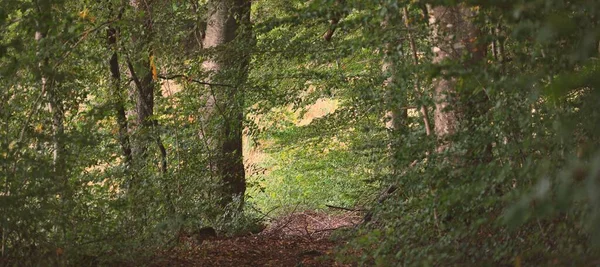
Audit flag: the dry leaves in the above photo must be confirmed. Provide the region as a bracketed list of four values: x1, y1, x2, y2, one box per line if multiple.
[149, 211, 359, 267]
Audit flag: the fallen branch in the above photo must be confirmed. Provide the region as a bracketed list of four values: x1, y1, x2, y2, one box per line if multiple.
[158, 74, 235, 88]
[325, 204, 363, 212]
[312, 225, 353, 234]
[270, 203, 301, 234]
[363, 185, 397, 224]
[251, 205, 280, 221]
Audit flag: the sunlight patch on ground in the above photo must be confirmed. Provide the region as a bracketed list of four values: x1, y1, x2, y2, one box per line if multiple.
[295, 98, 338, 126]
[244, 98, 339, 176]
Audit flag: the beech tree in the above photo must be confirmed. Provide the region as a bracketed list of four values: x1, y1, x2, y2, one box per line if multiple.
[428, 4, 483, 151]
[200, 0, 251, 208]
[126, 0, 167, 175]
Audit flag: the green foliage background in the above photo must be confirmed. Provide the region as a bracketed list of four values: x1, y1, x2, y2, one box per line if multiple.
[1, 0, 600, 265]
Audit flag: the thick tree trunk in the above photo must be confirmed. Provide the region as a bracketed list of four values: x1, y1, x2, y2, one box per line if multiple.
[382, 59, 407, 132]
[127, 0, 167, 174]
[428, 4, 483, 151]
[201, 0, 250, 208]
[126, 0, 153, 159]
[382, 12, 407, 132]
[429, 4, 492, 163]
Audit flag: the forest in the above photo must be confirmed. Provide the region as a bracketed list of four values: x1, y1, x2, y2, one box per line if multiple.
[1, 0, 600, 266]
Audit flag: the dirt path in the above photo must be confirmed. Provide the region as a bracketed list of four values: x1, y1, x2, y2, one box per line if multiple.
[151, 211, 360, 267]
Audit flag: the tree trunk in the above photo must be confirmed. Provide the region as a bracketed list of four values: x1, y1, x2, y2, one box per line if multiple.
[201, 0, 251, 208]
[107, 8, 132, 167]
[382, 11, 407, 133]
[127, 0, 167, 174]
[35, 5, 65, 186]
[428, 4, 483, 151]
[403, 7, 432, 137]
[35, 1, 68, 240]
[323, 0, 345, 42]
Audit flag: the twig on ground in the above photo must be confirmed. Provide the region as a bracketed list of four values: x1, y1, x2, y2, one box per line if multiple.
[251, 205, 280, 221]
[325, 204, 363, 212]
[271, 203, 301, 234]
[312, 225, 353, 234]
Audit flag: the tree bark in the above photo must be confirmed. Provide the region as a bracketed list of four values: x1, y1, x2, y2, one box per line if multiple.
[107, 8, 132, 167]
[382, 10, 407, 132]
[403, 7, 432, 137]
[201, 0, 251, 208]
[428, 4, 483, 151]
[35, 3, 66, 196]
[127, 0, 167, 174]
[323, 0, 345, 42]
[35, 0, 68, 240]
[428, 4, 493, 164]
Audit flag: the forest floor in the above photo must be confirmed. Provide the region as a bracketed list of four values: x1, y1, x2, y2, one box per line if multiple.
[149, 211, 361, 267]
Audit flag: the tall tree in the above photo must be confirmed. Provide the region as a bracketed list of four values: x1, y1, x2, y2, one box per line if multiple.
[126, 0, 167, 174]
[107, 5, 132, 166]
[35, 1, 65, 188]
[201, 0, 251, 208]
[382, 8, 407, 133]
[34, 0, 69, 244]
[403, 6, 432, 137]
[428, 4, 483, 151]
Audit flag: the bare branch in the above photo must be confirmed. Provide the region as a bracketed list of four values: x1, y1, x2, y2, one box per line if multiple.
[158, 74, 235, 88]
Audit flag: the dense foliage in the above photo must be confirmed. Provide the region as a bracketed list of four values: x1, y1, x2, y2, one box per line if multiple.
[1, 0, 599, 265]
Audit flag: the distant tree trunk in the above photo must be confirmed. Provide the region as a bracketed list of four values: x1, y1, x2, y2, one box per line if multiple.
[428, 4, 484, 152]
[201, 0, 251, 208]
[107, 8, 132, 167]
[403, 6, 432, 137]
[382, 10, 407, 133]
[127, 0, 167, 174]
[127, 0, 154, 159]
[323, 0, 345, 42]
[35, 1, 68, 239]
[493, 23, 506, 63]
[35, 3, 65, 194]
